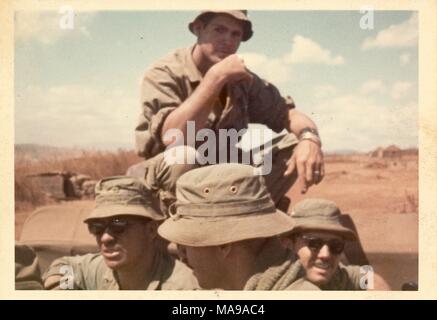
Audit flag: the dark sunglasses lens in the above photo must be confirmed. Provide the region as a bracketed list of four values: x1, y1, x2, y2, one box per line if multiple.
[328, 240, 345, 254]
[304, 236, 345, 255]
[88, 222, 106, 236]
[107, 219, 129, 235]
[87, 219, 130, 236]
[307, 238, 324, 251]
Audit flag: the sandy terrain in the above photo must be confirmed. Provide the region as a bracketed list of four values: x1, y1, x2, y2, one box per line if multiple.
[16, 154, 418, 290]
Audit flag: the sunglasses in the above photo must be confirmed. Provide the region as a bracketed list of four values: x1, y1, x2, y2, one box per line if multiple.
[300, 235, 345, 255]
[87, 217, 146, 237]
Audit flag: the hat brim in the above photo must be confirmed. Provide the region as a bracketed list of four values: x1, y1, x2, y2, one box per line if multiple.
[289, 222, 357, 241]
[84, 204, 164, 223]
[158, 209, 294, 246]
[188, 11, 253, 41]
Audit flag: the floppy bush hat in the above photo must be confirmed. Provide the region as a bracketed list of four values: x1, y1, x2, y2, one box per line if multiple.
[289, 198, 357, 241]
[188, 10, 253, 41]
[158, 164, 295, 246]
[84, 176, 164, 223]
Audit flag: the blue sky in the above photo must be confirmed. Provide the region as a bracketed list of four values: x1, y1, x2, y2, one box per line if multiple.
[15, 10, 418, 152]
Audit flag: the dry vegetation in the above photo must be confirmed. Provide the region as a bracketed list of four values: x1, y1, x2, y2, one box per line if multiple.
[15, 149, 418, 216]
[15, 149, 142, 212]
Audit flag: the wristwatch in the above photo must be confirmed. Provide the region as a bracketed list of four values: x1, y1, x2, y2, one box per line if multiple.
[298, 127, 319, 137]
[298, 127, 321, 147]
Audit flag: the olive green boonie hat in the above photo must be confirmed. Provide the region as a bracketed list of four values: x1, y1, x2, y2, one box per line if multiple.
[84, 176, 164, 223]
[188, 10, 253, 41]
[289, 199, 357, 241]
[158, 164, 295, 246]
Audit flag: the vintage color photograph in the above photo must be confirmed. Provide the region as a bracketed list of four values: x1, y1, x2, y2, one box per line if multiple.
[13, 9, 418, 292]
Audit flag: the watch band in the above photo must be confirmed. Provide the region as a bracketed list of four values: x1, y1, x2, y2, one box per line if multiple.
[298, 127, 319, 138]
[299, 131, 322, 148]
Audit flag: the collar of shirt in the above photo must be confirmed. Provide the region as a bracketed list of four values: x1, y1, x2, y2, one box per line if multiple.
[102, 251, 167, 290]
[182, 45, 203, 83]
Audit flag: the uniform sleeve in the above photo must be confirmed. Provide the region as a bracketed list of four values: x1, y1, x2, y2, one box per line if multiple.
[324, 264, 364, 291]
[43, 254, 101, 290]
[160, 256, 200, 290]
[135, 67, 183, 159]
[247, 73, 292, 133]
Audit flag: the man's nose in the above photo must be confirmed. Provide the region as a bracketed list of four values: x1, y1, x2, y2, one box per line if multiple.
[222, 32, 232, 44]
[317, 244, 331, 259]
[99, 231, 116, 245]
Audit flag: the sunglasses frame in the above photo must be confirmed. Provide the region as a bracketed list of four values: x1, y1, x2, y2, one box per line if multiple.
[86, 216, 148, 237]
[299, 234, 345, 255]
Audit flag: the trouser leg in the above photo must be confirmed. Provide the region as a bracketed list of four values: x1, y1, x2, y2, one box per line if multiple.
[127, 134, 299, 214]
[127, 146, 199, 216]
[251, 133, 299, 208]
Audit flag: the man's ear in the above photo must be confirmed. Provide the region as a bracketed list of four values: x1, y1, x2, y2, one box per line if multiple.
[177, 245, 189, 265]
[192, 21, 204, 37]
[218, 243, 232, 258]
[146, 220, 159, 240]
[279, 234, 294, 250]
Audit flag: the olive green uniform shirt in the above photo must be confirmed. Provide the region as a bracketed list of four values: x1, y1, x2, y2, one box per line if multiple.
[43, 252, 199, 290]
[135, 46, 292, 159]
[320, 263, 363, 290]
[293, 261, 364, 291]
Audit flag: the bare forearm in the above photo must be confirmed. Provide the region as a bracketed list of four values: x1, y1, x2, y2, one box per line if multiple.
[161, 70, 226, 145]
[287, 109, 318, 136]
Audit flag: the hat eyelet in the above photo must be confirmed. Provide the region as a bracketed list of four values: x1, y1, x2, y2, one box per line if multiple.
[230, 186, 238, 194]
[203, 187, 210, 194]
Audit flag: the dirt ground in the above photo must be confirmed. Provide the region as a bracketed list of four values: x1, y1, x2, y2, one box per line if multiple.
[15, 154, 418, 290]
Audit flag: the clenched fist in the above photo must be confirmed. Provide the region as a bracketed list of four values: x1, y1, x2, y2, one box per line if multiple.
[208, 54, 252, 84]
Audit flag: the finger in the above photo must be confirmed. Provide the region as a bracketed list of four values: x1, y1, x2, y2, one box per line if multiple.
[284, 154, 296, 176]
[315, 151, 325, 183]
[296, 159, 308, 193]
[305, 159, 315, 185]
[313, 156, 322, 184]
[235, 70, 252, 85]
[247, 72, 254, 86]
[318, 161, 325, 183]
[314, 167, 322, 184]
[243, 72, 252, 82]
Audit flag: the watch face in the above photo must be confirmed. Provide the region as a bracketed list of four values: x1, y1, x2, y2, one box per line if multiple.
[299, 127, 319, 137]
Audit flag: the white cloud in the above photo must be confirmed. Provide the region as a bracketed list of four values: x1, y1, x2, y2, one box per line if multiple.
[284, 35, 345, 65]
[400, 53, 411, 66]
[362, 13, 418, 50]
[240, 52, 291, 85]
[313, 85, 338, 99]
[241, 35, 345, 85]
[15, 11, 94, 44]
[360, 80, 387, 95]
[359, 80, 415, 100]
[310, 94, 417, 152]
[15, 84, 137, 149]
[390, 81, 414, 100]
